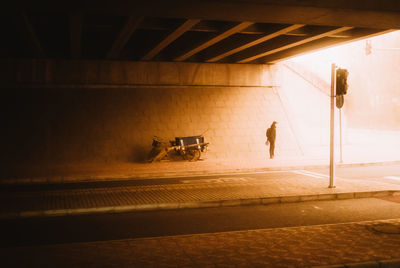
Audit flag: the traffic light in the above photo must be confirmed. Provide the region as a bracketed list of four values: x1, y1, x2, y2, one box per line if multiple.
[336, 68, 349, 95]
[365, 40, 372, 55]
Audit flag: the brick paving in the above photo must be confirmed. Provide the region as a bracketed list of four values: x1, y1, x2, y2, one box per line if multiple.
[2, 219, 400, 267]
[2, 154, 399, 185]
[2, 174, 400, 219]
[0, 158, 327, 184]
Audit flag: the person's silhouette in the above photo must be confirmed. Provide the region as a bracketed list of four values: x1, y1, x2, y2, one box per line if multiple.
[266, 121, 277, 159]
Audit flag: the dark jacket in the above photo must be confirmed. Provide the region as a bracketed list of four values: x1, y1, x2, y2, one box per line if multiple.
[267, 124, 276, 143]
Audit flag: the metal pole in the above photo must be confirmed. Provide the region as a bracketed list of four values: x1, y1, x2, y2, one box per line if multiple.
[329, 63, 336, 188]
[339, 108, 343, 163]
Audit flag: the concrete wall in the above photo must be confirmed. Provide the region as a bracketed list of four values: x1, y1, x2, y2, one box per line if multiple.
[0, 60, 300, 166]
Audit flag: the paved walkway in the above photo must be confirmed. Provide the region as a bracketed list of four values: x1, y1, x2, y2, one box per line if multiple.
[2, 219, 400, 267]
[1, 157, 328, 184]
[2, 169, 400, 219]
[2, 156, 400, 185]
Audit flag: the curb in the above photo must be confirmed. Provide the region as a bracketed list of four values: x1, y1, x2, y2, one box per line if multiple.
[312, 257, 400, 267]
[1, 189, 399, 220]
[1, 160, 400, 185]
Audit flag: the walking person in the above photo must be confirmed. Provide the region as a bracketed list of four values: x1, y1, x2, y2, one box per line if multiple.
[266, 121, 277, 159]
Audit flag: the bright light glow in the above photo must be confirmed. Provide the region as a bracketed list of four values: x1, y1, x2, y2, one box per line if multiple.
[288, 40, 365, 81]
[281, 30, 400, 162]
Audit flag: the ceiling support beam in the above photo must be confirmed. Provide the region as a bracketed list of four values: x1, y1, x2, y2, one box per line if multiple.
[238, 26, 353, 63]
[106, 16, 143, 59]
[207, 24, 304, 62]
[69, 11, 83, 59]
[142, 19, 200, 60]
[267, 29, 396, 63]
[19, 11, 45, 58]
[175, 21, 253, 61]
[12, 1, 400, 29]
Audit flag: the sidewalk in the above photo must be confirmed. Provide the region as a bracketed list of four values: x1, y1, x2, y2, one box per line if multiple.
[2, 166, 400, 220]
[2, 219, 400, 267]
[1, 154, 400, 185]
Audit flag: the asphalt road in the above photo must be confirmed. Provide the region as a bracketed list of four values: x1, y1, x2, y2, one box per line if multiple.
[2, 196, 400, 248]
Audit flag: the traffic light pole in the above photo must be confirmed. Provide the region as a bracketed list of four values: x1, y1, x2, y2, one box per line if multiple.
[329, 63, 336, 188]
[339, 108, 343, 163]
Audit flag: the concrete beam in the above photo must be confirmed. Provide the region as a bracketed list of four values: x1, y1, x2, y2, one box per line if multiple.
[206, 24, 305, 63]
[76, 1, 400, 29]
[1, 60, 272, 87]
[174, 21, 254, 61]
[13, 1, 400, 29]
[153, 2, 400, 29]
[106, 16, 143, 59]
[142, 19, 200, 60]
[69, 11, 83, 59]
[18, 11, 45, 58]
[266, 29, 396, 63]
[238, 26, 353, 63]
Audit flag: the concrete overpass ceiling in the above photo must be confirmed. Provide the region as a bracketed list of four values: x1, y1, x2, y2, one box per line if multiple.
[2, 1, 399, 63]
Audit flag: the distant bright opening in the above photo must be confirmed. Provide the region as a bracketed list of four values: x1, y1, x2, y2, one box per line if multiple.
[281, 30, 400, 163]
